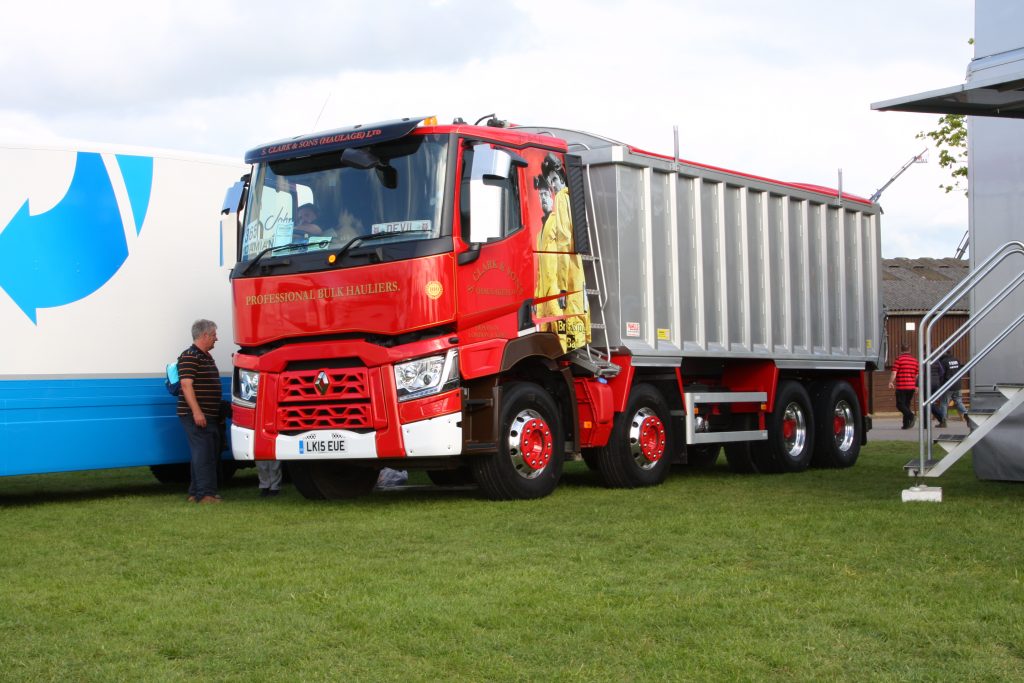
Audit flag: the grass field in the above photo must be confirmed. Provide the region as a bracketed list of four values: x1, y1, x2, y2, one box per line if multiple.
[0, 441, 1021, 682]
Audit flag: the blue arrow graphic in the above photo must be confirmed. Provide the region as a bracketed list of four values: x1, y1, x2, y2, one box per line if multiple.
[0, 151, 153, 323]
[116, 153, 153, 233]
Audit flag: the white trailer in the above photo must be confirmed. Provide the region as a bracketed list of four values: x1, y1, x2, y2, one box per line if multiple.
[0, 141, 247, 478]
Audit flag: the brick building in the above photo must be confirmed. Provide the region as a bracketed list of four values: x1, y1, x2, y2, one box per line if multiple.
[871, 257, 969, 413]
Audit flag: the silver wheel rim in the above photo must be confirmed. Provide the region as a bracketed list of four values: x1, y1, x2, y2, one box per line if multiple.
[833, 400, 855, 452]
[781, 402, 807, 459]
[507, 409, 552, 479]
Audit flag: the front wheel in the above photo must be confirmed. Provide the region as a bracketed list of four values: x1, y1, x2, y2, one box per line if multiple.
[471, 382, 564, 500]
[595, 384, 672, 488]
[287, 460, 377, 500]
[811, 381, 862, 468]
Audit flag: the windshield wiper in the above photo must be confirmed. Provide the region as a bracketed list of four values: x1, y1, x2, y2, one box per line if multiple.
[329, 232, 412, 263]
[241, 242, 308, 276]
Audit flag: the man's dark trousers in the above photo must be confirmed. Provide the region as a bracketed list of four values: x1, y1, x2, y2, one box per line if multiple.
[895, 389, 916, 429]
[180, 415, 219, 498]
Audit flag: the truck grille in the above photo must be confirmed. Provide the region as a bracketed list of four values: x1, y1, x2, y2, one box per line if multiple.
[276, 368, 372, 432]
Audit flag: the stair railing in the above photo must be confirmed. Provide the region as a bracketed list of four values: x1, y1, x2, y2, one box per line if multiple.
[916, 240, 1024, 474]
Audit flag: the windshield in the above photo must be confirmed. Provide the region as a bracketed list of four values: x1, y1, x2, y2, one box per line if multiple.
[239, 134, 449, 264]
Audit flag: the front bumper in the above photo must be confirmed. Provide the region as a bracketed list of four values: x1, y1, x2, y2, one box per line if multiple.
[231, 410, 462, 461]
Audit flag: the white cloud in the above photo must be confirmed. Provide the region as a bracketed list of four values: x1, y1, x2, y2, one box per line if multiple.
[0, 0, 980, 257]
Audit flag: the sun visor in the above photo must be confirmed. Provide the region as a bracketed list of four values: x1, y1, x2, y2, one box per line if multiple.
[245, 117, 431, 164]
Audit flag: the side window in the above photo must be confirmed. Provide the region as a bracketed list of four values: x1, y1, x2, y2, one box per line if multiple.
[460, 144, 524, 244]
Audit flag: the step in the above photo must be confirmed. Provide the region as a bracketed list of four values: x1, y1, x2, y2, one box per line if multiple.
[934, 433, 965, 454]
[996, 383, 1024, 400]
[905, 458, 941, 476]
[581, 254, 600, 262]
[966, 408, 995, 427]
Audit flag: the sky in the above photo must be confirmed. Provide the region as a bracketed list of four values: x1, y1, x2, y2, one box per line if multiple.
[0, 0, 977, 258]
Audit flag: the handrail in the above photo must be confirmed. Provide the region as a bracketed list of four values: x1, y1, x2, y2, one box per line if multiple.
[916, 241, 1024, 472]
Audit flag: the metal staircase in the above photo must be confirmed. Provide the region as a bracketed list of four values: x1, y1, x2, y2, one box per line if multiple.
[905, 241, 1024, 489]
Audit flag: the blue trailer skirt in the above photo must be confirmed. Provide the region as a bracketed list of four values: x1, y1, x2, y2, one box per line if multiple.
[0, 376, 230, 476]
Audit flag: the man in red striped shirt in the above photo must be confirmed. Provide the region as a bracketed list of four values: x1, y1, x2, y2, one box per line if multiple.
[888, 343, 919, 430]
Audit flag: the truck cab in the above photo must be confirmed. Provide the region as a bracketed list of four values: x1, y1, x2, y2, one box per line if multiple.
[229, 116, 590, 499]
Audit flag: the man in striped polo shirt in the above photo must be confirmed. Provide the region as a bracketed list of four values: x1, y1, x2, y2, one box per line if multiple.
[178, 319, 225, 503]
[888, 343, 920, 430]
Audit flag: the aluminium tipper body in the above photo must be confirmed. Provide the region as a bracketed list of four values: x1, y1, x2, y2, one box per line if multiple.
[540, 127, 883, 370]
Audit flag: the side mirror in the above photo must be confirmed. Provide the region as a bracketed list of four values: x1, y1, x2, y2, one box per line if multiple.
[222, 179, 247, 215]
[463, 145, 524, 245]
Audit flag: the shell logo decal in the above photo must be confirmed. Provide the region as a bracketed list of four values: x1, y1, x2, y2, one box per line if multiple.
[425, 281, 443, 300]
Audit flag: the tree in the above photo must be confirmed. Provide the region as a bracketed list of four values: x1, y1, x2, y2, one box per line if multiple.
[915, 38, 973, 196]
[917, 114, 968, 195]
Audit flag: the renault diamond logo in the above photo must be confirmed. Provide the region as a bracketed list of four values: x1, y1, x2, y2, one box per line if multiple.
[314, 370, 330, 396]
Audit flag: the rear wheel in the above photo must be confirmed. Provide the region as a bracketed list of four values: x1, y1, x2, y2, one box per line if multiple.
[686, 444, 721, 468]
[150, 461, 237, 485]
[472, 382, 564, 500]
[811, 381, 862, 468]
[724, 414, 761, 473]
[595, 384, 672, 488]
[150, 463, 190, 485]
[760, 380, 814, 473]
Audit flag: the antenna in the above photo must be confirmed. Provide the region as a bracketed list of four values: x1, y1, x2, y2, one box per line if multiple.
[312, 93, 332, 132]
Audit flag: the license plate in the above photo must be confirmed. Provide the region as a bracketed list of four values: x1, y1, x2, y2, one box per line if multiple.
[299, 433, 346, 455]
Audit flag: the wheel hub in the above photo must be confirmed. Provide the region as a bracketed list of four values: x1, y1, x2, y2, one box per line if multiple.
[507, 409, 553, 478]
[781, 402, 806, 458]
[629, 408, 666, 468]
[518, 417, 553, 471]
[833, 400, 855, 452]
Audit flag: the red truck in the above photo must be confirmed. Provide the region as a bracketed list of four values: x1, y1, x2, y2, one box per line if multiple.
[228, 115, 882, 500]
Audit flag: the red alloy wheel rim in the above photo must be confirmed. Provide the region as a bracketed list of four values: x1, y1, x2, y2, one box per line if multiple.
[519, 418, 553, 471]
[638, 416, 666, 463]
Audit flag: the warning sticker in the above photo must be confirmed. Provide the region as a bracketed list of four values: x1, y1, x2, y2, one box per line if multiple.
[625, 322, 640, 338]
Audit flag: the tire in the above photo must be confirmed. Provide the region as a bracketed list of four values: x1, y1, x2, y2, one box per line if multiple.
[724, 414, 761, 473]
[811, 380, 862, 468]
[286, 460, 378, 500]
[581, 448, 600, 471]
[216, 459, 237, 485]
[150, 463, 190, 485]
[471, 382, 564, 500]
[686, 444, 721, 468]
[286, 461, 325, 499]
[427, 467, 475, 487]
[759, 380, 815, 473]
[151, 460, 237, 486]
[595, 384, 672, 488]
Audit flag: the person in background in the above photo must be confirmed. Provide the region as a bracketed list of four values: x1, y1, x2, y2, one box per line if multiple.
[889, 343, 919, 430]
[257, 460, 283, 497]
[178, 319, 225, 503]
[940, 351, 970, 424]
[929, 355, 948, 428]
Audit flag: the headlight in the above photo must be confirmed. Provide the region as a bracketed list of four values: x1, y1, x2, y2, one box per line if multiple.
[394, 349, 459, 402]
[234, 369, 260, 405]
